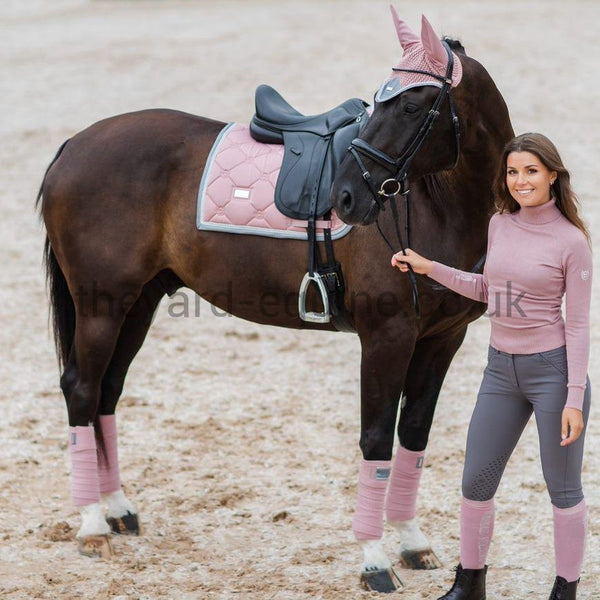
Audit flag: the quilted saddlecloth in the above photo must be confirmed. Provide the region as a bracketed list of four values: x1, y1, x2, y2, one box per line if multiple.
[196, 123, 352, 240]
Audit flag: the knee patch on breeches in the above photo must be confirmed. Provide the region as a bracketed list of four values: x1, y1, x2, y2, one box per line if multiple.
[462, 451, 511, 502]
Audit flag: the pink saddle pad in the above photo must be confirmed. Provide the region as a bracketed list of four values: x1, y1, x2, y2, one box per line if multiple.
[196, 123, 352, 240]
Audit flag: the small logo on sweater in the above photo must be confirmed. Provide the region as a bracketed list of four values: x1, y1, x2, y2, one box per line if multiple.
[581, 270, 590, 281]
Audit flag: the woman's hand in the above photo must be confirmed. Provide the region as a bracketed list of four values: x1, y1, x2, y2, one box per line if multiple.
[560, 407, 584, 446]
[391, 248, 434, 275]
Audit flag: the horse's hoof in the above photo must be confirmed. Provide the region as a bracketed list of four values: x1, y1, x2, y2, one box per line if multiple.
[399, 548, 442, 570]
[360, 568, 404, 593]
[77, 535, 113, 559]
[107, 512, 141, 535]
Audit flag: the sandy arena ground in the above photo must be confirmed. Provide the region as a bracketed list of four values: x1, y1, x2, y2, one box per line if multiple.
[1, 1, 599, 598]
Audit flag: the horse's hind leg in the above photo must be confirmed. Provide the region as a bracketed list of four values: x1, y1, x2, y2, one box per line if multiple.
[63, 305, 128, 558]
[97, 277, 168, 535]
[386, 329, 467, 570]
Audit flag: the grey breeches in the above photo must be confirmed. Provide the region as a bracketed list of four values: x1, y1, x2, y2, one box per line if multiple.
[462, 346, 591, 509]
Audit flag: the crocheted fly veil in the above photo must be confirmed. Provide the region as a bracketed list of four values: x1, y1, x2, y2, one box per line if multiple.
[375, 7, 463, 103]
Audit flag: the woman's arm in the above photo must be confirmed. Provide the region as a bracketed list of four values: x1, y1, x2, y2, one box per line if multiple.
[391, 249, 488, 303]
[391, 215, 498, 303]
[560, 234, 592, 446]
[563, 235, 593, 411]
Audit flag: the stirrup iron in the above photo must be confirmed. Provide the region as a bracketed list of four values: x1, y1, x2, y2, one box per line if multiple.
[298, 272, 330, 323]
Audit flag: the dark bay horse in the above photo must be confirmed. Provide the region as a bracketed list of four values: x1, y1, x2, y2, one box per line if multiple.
[38, 8, 512, 593]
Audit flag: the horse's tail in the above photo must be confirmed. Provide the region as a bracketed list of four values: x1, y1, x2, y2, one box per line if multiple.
[44, 237, 75, 370]
[36, 138, 69, 209]
[38, 139, 74, 369]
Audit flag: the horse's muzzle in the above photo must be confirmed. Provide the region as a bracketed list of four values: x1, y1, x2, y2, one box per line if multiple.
[333, 188, 379, 226]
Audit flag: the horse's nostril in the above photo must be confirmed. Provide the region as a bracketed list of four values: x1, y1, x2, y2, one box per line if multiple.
[341, 190, 353, 213]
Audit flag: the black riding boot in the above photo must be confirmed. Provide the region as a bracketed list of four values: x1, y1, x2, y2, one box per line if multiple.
[436, 564, 487, 600]
[548, 576, 578, 600]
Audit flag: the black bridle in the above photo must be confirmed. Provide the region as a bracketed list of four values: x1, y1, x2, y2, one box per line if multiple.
[347, 41, 462, 318]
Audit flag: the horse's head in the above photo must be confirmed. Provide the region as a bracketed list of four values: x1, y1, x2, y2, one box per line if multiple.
[331, 7, 466, 225]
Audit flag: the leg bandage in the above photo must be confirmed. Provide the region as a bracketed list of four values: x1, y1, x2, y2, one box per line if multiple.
[353, 459, 391, 541]
[460, 497, 495, 569]
[69, 425, 100, 506]
[98, 414, 121, 495]
[553, 499, 587, 583]
[386, 446, 425, 522]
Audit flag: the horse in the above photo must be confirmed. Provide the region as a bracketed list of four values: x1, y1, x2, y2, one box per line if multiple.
[37, 7, 513, 594]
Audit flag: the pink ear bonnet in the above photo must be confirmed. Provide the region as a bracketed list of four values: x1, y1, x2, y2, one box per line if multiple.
[375, 7, 463, 102]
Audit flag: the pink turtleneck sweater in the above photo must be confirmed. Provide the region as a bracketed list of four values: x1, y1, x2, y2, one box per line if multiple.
[429, 199, 592, 410]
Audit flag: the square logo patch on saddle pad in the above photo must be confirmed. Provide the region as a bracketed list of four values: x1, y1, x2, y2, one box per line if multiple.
[196, 123, 352, 240]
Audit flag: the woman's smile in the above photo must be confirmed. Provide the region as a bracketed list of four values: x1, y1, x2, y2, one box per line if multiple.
[506, 150, 557, 208]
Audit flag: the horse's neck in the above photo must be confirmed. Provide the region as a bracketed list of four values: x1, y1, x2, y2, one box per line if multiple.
[418, 160, 498, 266]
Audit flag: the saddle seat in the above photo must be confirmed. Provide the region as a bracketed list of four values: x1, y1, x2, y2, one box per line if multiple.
[250, 84, 368, 143]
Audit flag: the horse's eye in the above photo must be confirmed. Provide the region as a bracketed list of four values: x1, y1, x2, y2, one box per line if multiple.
[404, 103, 419, 114]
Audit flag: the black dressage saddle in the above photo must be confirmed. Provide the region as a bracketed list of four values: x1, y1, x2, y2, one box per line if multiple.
[248, 85, 368, 330]
[250, 84, 368, 221]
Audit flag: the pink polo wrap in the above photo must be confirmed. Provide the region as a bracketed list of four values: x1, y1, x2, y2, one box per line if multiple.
[69, 425, 101, 506]
[385, 446, 426, 522]
[352, 459, 391, 540]
[98, 414, 121, 495]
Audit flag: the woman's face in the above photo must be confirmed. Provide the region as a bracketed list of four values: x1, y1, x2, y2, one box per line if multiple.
[506, 151, 557, 208]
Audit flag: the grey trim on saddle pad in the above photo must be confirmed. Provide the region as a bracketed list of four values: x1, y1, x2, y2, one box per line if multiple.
[196, 122, 353, 241]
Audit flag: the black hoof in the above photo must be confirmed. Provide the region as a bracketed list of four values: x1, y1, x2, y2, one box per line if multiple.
[360, 568, 404, 593]
[107, 512, 141, 535]
[399, 548, 442, 570]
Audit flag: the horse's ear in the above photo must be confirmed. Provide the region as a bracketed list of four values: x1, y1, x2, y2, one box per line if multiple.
[390, 5, 420, 50]
[420, 14, 447, 67]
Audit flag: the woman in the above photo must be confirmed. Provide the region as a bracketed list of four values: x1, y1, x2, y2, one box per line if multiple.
[392, 133, 592, 600]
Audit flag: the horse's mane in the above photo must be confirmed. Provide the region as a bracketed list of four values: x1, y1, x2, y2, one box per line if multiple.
[420, 38, 466, 218]
[442, 37, 466, 55]
[422, 172, 454, 221]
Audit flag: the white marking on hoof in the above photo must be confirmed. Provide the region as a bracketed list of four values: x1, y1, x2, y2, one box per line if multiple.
[77, 502, 111, 538]
[389, 517, 430, 552]
[389, 518, 442, 569]
[102, 489, 137, 519]
[359, 539, 392, 571]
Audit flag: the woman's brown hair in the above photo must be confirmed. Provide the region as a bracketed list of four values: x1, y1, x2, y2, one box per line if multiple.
[492, 132, 591, 245]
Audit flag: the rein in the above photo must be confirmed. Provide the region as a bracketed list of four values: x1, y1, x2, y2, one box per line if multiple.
[347, 41, 464, 318]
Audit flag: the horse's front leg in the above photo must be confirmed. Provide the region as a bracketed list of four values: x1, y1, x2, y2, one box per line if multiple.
[354, 327, 416, 593]
[386, 329, 468, 570]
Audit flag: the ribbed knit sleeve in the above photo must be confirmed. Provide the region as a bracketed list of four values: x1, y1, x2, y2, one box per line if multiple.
[427, 215, 497, 303]
[428, 262, 487, 303]
[563, 234, 593, 410]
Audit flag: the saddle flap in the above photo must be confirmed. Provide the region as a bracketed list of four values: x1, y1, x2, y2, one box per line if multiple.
[274, 115, 367, 221]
